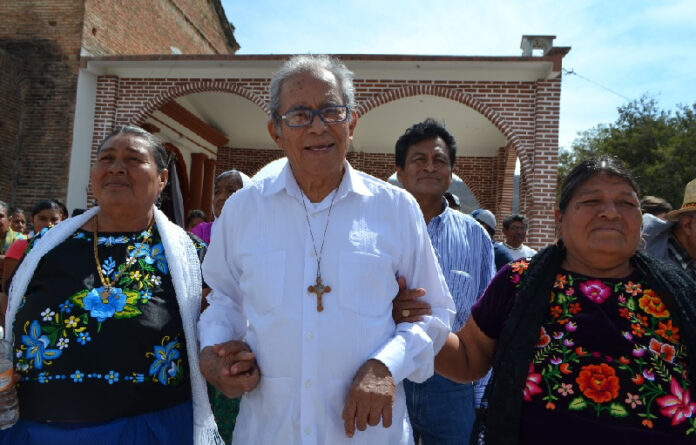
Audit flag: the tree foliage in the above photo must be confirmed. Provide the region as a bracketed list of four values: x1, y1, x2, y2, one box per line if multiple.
[559, 95, 696, 208]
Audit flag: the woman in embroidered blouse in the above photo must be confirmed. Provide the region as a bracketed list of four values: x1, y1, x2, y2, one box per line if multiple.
[0, 126, 220, 444]
[427, 157, 696, 444]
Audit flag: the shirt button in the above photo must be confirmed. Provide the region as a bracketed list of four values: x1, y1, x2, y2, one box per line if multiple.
[312, 213, 318, 218]
[305, 331, 314, 340]
[305, 379, 312, 388]
[304, 426, 311, 435]
[310, 250, 316, 258]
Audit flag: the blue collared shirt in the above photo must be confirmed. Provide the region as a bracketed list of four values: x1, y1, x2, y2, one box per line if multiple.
[426, 199, 495, 406]
[426, 200, 495, 332]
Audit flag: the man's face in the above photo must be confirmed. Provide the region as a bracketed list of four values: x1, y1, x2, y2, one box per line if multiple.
[503, 220, 527, 248]
[267, 70, 357, 186]
[677, 212, 696, 259]
[396, 137, 452, 201]
[0, 207, 8, 235]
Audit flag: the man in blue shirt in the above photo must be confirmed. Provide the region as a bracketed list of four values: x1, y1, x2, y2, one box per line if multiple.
[395, 119, 495, 444]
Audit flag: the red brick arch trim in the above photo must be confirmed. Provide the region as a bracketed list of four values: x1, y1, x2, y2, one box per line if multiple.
[355, 85, 528, 166]
[129, 80, 269, 126]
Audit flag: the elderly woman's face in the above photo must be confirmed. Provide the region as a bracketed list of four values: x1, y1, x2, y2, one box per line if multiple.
[558, 173, 642, 274]
[91, 134, 168, 213]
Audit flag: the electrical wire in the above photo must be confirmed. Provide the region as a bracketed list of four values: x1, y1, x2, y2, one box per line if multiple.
[562, 68, 632, 101]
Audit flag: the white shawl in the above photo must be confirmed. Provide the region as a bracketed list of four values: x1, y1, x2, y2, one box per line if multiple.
[6, 206, 221, 444]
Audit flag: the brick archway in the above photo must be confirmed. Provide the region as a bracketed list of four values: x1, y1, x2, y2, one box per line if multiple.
[355, 85, 525, 167]
[129, 79, 268, 127]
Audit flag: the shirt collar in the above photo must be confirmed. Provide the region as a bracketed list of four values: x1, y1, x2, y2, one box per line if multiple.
[427, 197, 450, 230]
[261, 160, 373, 201]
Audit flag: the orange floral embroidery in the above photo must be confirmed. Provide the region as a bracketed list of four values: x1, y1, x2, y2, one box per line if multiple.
[554, 274, 567, 288]
[636, 314, 649, 326]
[576, 363, 620, 403]
[625, 281, 642, 296]
[536, 327, 551, 348]
[569, 303, 581, 314]
[511, 260, 529, 273]
[550, 305, 562, 318]
[649, 338, 676, 363]
[655, 320, 680, 343]
[642, 419, 653, 428]
[631, 323, 644, 337]
[638, 290, 670, 318]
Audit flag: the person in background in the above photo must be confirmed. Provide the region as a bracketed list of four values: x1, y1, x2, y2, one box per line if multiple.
[444, 191, 460, 212]
[191, 170, 247, 245]
[394, 118, 494, 444]
[0, 125, 220, 444]
[0, 201, 26, 283]
[2, 199, 67, 299]
[640, 195, 673, 221]
[186, 210, 207, 232]
[501, 213, 537, 260]
[642, 179, 696, 282]
[472, 209, 514, 270]
[8, 208, 26, 235]
[427, 157, 696, 444]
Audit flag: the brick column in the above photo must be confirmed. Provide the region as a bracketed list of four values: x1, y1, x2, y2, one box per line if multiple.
[523, 78, 561, 248]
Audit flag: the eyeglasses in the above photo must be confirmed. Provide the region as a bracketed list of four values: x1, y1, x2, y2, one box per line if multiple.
[281, 105, 350, 128]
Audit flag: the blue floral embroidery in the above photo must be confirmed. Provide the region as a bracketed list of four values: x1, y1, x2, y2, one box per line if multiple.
[149, 339, 181, 385]
[71, 370, 84, 382]
[101, 257, 116, 277]
[77, 331, 91, 345]
[140, 289, 152, 302]
[83, 287, 127, 322]
[132, 242, 168, 274]
[98, 236, 129, 247]
[59, 299, 74, 313]
[21, 321, 62, 369]
[105, 370, 119, 384]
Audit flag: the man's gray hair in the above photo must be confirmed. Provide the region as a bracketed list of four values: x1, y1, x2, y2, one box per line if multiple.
[269, 55, 355, 129]
[0, 200, 8, 214]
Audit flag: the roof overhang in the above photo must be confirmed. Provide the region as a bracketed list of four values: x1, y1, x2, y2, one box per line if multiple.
[81, 51, 570, 81]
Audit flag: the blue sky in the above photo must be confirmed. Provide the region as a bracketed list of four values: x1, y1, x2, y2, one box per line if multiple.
[222, 0, 696, 151]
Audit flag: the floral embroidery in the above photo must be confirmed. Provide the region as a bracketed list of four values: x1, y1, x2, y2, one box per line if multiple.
[638, 290, 670, 318]
[523, 363, 542, 401]
[512, 264, 695, 436]
[20, 320, 62, 369]
[576, 363, 620, 403]
[657, 378, 696, 425]
[579, 280, 611, 304]
[147, 336, 184, 386]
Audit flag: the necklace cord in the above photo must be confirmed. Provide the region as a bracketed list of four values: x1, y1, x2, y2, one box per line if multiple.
[300, 189, 338, 280]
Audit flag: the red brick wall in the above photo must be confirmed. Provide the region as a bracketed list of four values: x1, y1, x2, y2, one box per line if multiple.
[91, 71, 563, 248]
[83, 0, 236, 56]
[216, 147, 284, 178]
[0, 50, 27, 204]
[0, 1, 85, 211]
[0, 1, 237, 212]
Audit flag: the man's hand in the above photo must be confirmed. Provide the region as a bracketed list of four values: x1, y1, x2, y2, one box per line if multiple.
[392, 276, 431, 323]
[342, 359, 395, 438]
[199, 340, 260, 398]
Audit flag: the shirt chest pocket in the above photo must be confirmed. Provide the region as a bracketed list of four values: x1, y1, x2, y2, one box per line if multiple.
[338, 251, 396, 317]
[239, 251, 286, 315]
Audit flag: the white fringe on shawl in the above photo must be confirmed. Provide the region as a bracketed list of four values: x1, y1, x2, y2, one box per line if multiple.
[5, 206, 222, 445]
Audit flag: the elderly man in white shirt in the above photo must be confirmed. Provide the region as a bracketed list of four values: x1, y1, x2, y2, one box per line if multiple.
[198, 55, 455, 445]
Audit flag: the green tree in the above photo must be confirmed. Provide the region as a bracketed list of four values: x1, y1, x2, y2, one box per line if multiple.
[559, 95, 696, 208]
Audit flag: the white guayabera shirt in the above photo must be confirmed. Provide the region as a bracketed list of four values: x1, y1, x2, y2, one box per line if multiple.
[199, 162, 455, 445]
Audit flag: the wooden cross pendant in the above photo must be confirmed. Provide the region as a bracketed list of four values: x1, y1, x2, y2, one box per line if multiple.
[308, 276, 331, 312]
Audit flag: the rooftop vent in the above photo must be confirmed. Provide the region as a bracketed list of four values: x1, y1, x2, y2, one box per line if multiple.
[520, 35, 556, 56]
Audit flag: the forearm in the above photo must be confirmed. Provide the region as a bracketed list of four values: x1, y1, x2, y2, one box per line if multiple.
[435, 318, 494, 383]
